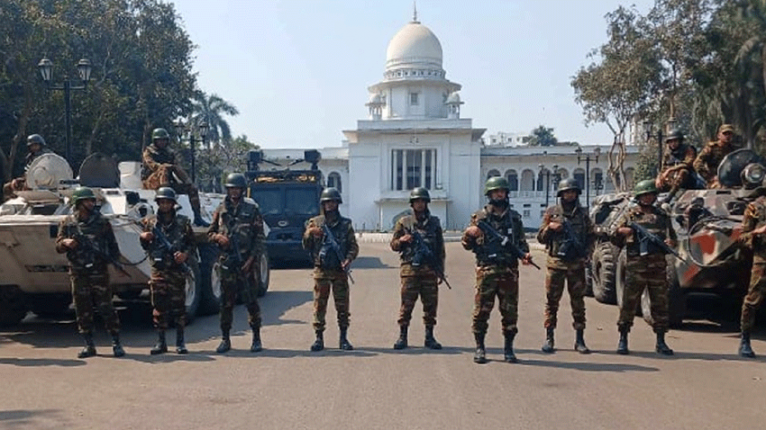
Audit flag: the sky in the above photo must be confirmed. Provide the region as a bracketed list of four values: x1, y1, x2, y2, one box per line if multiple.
[172, 0, 654, 149]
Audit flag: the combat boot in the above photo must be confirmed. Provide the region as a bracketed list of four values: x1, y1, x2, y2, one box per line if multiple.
[504, 332, 517, 363]
[339, 327, 354, 351]
[393, 326, 408, 350]
[250, 327, 262, 352]
[193, 212, 209, 228]
[175, 328, 188, 354]
[574, 329, 591, 354]
[473, 333, 487, 364]
[616, 329, 629, 355]
[216, 330, 231, 354]
[739, 332, 756, 358]
[150, 331, 168, 355]
[541, 327, 555, 353]
[112, 333, 126, 358]
[310, 330, 324, 352]
[424, 326, 442, 350]
[655, 332, 674, 356]
[78, 332, 97, 359]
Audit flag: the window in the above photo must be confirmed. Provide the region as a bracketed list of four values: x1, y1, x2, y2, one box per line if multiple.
[286, 189, 319, 216]
[486, 169, 500, 180]
[391, 149, 437, 190]
[250, 189, 281, 216]
[523, 210, 530, 218]
[327, 172, 342, 192]
[573, 168, 585, 190]
[410, 92, 419, 106]
[505, 170, 518, 191]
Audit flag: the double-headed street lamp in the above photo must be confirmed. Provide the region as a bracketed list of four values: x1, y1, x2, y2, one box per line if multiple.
[37, 57, 92, 165]
[539, 164, 560, 207]
[174, 119, 209, 183]
[644, 119, 676, 177]
[575, 146, 601, 207]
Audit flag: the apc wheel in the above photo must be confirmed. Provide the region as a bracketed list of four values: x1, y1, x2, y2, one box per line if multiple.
[0, 286, 28, 326]
[198, 243, 222, 315]
[256, 251, 270, 297]
[592, 242, 618, 304]
[183, 255, 202, 323]
[28, 294, 72, 318]
[642, 255, 686, 328]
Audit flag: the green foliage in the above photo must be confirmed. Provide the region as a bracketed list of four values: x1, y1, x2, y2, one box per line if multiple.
[528, 125, 558, 146]
[194, 135, 258, 191]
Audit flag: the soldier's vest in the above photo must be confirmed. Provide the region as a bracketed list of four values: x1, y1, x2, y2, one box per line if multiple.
[145, 213, 190, 271]
[474, 208, 522, 267]
[544, 204, 588, 261]
[624, 206, 672, 257]
[309, 215, 351, 270]
[62, 212, 112, 272]
[216, 199, 260, 265]
[141, 145, 175, 180]
[662, 144, 691, 169]
[398, 214, 440, 265]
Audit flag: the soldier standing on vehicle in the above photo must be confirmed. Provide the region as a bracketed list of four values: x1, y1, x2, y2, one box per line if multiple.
[139, 187, 195, 355]
[142, 128, 207, 226]
[610, 180, 677, 356]
[694, 124, 738, 188]
[536, 178, 594, 354]
[208, 173, 266, 354]
[735, 190, 766, 358]
[462, 177, 532, 364]
[55, 186, 125, 358]
[656, 129, 699, 203]
[303, 187, 359, 352]
[3, 134, 54, 200]
[390, 187, 446, 350]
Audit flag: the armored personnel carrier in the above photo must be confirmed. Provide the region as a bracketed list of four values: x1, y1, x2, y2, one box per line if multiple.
[0, 153, 270, 326]
[589, 148, 762, 327]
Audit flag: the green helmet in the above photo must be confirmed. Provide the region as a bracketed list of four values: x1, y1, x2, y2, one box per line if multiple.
[27, 134, 46, 147]
[71, 186, 96, 205]
[320, 187, 342, 204]
[634, 179, 658, 197]
[409, 187, 431, 203]
[557, 178, 581, 197]
[665, 129, 684, 142]
[224, 173, 247, 189]
[151, 128, 170, 141]
[154, 187, 177, 202]
[484, 176, 510, 195]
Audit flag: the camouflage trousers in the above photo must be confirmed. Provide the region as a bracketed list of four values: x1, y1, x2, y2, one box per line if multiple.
[657, 168, 695, 192]
[397, 267, 439, 328]
[312, 268, 350, 332]
[544, 259, 587, 330]
[143, 166, 201, 213]
[618, 254, 669, 333]
[741, 262, 766, 333]
[472, 266, 519, 335]
[70, 271, 120, 335]
[219, 267, 261, 331]
[150, 270, 187, 330]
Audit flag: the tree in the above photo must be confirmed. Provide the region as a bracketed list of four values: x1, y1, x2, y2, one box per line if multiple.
[190, 91, 239, 149]
[194, 134, 258, 191]
[528, 125, 558, 146]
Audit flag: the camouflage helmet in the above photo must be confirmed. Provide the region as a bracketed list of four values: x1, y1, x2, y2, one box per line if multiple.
[224, 173, 247, 189]
[154, 187, 177, 202]
[665, 128, 684, 142]
[634, 179, 658, 197]
[484, 176, 510, 195]
[409, 187, 431, 203]
[556, 178, 581, 197]
[71, 186, 96, 205]
[320, 187, 342, 204]
[151, 128, 170, 141]
[27, 134, 46, 147]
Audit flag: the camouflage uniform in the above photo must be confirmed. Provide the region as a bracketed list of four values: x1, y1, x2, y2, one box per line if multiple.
[737, 196, 766, 336]
[2, 146, 53, 201]
[611, 205, 677, 334]
[657, 143, 698, 192]
[303, 214, 359, 333]
[693, 140, 736, 188]
[208, 196, 266, 333]
[390, 211, 445, 329]
[537, 202, 594, 332]
[140, 213, 195, 330]
[142, 143, 202, 212]
[55, 210, 121, 336]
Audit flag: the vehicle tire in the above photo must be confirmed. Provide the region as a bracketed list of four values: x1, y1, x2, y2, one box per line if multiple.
[183, 255, 202, 323]
[28, 293, 72, 318]
[256, 251, 270, 297]
[642, 255, 686, 328]
[0, 286, 28, 326]
[591, 242, 618, 304]
[198, 243, 221, 315]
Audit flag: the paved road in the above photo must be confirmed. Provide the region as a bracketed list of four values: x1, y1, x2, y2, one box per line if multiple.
[1, 242, 765, 429]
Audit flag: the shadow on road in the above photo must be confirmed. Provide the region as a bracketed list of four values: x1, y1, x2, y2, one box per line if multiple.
[0, 409, 67, 428]
[0, 357, 85, 367]
[352, 256, 393, 269]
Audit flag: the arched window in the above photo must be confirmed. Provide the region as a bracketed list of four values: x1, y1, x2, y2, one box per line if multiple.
[327, 172, 342, 192]
[520, 169, 535, 192]
[505, 169, 518, 191]
[591, 168, 605, 195]
[556, 168, 569, 180]
[573, 168, 585, 190]
[486, 169, 500, 180]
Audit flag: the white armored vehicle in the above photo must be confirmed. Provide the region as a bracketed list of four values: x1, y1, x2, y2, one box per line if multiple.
[0, 153, 270, 325]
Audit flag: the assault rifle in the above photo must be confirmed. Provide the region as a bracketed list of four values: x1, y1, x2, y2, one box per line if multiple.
[476, 220, 540, 270]
[409, 229, 452, 289]
[151, 224, 191, 275]
[628, 222, 690, 265]
[321, 223, 355, 284]
[557, 219, 586, 260]
[66, 224, 130, 277]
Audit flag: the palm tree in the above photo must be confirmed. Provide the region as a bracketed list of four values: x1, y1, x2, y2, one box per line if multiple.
[190, 91, 239, 148]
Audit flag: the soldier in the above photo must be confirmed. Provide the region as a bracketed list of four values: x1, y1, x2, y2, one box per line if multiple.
[735, 189, 766, 358]
[55, 187, 125, 358]
[655, 129, 698, 202]
[207, 173, 266, 353]
[139, 187, 195, 355]
[693, 124, 737, 188]
[610, 180, 676, 356]
[462, 177, 532, 364]
[3, 134, 54, 200]
[303, 187, 359, 352]
[390, 187, 446, 350]
[536, 178, 595, 354]
[142, 127, 207, 226]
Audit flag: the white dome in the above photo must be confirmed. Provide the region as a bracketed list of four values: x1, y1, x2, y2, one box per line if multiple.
[385, 21, 443, 71]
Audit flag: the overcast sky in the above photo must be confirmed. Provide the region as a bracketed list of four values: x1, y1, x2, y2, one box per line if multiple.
[172, 0, 654, 149]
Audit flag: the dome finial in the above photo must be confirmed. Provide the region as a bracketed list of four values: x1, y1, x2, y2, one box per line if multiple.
[412, 1, 419, 23]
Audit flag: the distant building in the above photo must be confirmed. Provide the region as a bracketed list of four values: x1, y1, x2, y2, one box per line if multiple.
[483, 132, 531, 147]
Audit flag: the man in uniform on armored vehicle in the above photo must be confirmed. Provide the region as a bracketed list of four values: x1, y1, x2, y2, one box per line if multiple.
[142, 127, 206, 226]
[694, 124, 738, 188]
[2, 134, 54, 201]
[656, 129, 698, 202]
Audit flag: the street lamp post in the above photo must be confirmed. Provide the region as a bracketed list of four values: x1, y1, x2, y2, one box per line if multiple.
[37, 57, 92, 165]
[539, 164, 552, 207]
[575, 146, 601, 207]
[174, 120, 209, 184]
[644, 120, 665, 176]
